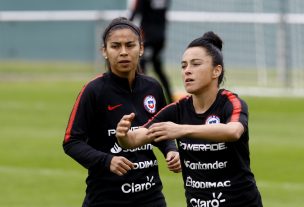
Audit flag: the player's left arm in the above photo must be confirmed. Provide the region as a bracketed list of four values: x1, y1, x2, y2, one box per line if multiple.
[149, 121, 244, 142]
[150, 96, 248, 143]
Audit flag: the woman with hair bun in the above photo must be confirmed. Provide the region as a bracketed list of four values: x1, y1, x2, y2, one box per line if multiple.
[116, 31, 263, 206]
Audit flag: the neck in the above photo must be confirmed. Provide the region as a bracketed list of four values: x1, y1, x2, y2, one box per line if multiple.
[127, 71, 136, 88]
[192, 86, 219, 114]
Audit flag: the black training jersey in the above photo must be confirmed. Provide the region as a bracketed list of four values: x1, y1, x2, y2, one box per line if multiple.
[145, 89, 263, 207]
[63, 72, 177, 207]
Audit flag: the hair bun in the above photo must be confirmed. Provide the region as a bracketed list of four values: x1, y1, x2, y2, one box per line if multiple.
[202, 31, 223, 51]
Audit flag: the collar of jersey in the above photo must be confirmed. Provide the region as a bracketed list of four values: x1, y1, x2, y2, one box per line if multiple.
[108, 71, 138, 92]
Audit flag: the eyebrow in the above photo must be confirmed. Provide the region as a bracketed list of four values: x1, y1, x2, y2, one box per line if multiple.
[191, 58, 203, 62]
[110, 40, 136, 44]
[181, 58, 203, 63]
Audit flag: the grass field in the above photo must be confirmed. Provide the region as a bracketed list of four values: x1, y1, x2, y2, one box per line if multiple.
[0, 61, 304, 206]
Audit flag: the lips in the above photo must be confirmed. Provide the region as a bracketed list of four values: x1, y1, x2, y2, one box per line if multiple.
[185, 78, 194, 83]
[118, 60, 130, 64]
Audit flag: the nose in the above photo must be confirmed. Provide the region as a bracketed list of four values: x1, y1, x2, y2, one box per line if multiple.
[120, 46, 128, 56]
[183, 65, 192, 75]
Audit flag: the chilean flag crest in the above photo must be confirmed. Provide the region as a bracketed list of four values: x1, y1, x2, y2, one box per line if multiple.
[143, 95, 156, 114]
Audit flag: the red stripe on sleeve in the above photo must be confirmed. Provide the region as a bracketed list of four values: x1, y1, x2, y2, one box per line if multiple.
[64, 86, 87, 142]
[143, 96, 190, 127]
[221, 90, 242, 122]
[143, 102, 175, 127]
[64, 75, 103, 142]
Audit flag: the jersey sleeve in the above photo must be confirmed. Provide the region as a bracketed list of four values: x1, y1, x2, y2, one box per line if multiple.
[63, 83, 113, 171]
[222, 91, 249, 133]
[144, 103, 179, 156]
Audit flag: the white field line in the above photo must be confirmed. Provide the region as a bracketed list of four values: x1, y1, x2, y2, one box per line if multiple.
[231, 87, 304, 97]
[0, 165, 84, 177]
[2, 10, 304, 24]
[258, 180, 304, 191]
[1, 165, 303, 191]
[174, 87, 304, 98]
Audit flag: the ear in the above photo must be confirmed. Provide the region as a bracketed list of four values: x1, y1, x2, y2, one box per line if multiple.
[101, 46, 107, 59]
[212, 65, 222, 79]
[139, 42, 144, 57]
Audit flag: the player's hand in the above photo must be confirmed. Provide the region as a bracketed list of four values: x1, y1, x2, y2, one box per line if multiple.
[148, 122, 181, 142]
[116, 113, 135, 139]
[166, 151, 182, 173]
[110, 156, 134, 176]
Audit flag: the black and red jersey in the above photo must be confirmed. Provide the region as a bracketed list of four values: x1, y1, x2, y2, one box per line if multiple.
[63, 72, 177, 207]
[145, 89, 263, 207]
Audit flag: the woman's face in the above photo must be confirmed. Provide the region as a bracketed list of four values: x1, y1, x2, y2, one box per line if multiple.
[181, 47, 221, 95]
[103, 28, 143, 78]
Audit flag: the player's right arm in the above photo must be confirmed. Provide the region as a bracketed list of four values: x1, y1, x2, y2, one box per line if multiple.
[116, 113, 153, 149]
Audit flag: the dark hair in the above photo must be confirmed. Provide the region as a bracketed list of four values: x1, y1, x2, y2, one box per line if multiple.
[187, 31, 224, 86]
[102, 17, 142, 47]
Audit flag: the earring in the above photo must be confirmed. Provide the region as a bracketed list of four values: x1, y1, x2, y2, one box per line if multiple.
[139, 54, 142, 57]
[104, 56, 108, 59]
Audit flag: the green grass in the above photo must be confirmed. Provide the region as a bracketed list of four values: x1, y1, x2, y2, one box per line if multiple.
[1, 61, 304, 206]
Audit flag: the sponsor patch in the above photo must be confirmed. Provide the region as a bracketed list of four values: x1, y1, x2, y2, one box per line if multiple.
[110, 142, 153, 154]
[121, 176, 155, 193]
[190, 192, 226, 207]
[179, 141, 227, 151]
[110, 143, 122, 153]
[186, 176, 231, 189]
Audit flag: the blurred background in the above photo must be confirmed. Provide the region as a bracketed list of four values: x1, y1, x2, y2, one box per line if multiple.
[1, 0, 304, 93]
[1, 0, 304, 207]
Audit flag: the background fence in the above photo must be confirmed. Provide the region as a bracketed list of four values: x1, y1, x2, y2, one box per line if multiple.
[1, 0, 304, 95]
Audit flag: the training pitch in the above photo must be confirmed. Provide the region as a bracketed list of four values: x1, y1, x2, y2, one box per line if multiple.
[0, 62, 303, 206]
